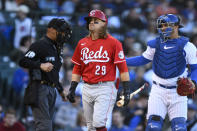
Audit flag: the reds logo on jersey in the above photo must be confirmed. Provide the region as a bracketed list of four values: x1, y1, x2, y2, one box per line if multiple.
[81, 46, 110, 64]
[118, 51, 124, 59]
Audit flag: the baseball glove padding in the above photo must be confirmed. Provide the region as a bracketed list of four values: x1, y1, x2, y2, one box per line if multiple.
[177, 77, 196, 96]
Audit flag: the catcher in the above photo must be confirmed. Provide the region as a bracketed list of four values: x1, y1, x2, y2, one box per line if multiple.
[126, 14, 197, 131]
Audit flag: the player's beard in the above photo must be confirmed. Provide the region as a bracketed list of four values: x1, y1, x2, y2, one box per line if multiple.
[98, 25, 108, 39]
[89, 25, 108, 39]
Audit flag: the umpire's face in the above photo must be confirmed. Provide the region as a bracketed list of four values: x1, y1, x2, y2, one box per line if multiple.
[48, 28, 66, 41]
[47, 28, 57, 41]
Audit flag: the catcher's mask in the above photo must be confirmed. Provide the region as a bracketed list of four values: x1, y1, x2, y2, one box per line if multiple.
[48, 18, 72, 46]
[84, 9, 107, 30]
[157, 14, 183, 43]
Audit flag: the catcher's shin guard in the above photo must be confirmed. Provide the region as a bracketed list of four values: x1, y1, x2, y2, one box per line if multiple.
[146, 115, 163, 131]
[171, 117, 187, 131]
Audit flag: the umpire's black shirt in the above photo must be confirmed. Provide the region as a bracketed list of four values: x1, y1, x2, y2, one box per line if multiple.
[19, 36, 63, 88]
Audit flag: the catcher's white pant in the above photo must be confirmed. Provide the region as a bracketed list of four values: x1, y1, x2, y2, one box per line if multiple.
[147, 83, 188, 121]
[82, 82, 117, 131]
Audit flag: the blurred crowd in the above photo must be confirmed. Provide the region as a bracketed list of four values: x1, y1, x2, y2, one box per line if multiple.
[0, 0, 197, 131]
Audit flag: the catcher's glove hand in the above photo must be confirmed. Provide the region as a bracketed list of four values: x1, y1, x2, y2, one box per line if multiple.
[177, 77, 196, 96]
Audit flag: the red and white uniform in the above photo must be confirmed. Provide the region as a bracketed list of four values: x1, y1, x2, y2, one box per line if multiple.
[71, 34, 125, 83]
[72, 34, 126, 130]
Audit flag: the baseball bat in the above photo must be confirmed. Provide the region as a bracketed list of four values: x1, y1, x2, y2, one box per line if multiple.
[116, 84, 146, 107]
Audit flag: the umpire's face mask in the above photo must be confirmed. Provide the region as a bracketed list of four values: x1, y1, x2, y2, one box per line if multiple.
[48, 18, 71, 48]
[55, 24, 72, 50]
[56, 32, 67, 46]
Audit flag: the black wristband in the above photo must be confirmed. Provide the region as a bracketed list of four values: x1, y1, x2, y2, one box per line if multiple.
[122, 81, 130, 93]
[70, 81, 78, 92]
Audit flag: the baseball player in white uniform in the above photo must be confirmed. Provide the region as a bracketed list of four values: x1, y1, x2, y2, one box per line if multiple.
[126, 14, 197, 131]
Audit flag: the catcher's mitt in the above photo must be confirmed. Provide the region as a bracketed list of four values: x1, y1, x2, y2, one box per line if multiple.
[177, 77, 196, 96]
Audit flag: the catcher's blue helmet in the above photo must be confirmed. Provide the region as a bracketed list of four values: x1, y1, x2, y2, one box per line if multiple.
[157, 14, 183, 29]
[156, 14, 183, 42]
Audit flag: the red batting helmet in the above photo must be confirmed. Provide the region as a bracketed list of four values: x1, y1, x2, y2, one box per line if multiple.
[85, 9, 108, 23]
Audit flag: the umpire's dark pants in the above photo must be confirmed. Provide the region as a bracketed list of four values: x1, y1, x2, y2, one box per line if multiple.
[31, 84, 57, 131]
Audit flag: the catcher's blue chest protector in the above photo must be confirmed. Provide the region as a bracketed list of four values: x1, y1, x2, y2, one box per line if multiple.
[148, 36, 189, 79]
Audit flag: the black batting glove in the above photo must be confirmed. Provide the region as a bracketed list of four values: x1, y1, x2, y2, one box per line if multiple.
[67, 81, 78, 103]
[122, 81, 131, 106]
[67, 92, 75, 103]
[116, 91, 122, 102]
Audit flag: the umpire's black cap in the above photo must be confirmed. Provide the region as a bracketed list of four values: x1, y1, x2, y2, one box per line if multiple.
[47, 18, 70, 33]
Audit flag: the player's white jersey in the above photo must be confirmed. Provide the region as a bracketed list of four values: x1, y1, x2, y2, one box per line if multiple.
[142, 42, 197, 86]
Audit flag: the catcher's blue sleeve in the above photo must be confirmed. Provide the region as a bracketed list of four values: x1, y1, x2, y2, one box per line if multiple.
[126, 56, 151, 66]
[190, 64, 197, 84]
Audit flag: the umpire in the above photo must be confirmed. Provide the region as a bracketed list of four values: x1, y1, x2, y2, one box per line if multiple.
[19, 18, 71, 131]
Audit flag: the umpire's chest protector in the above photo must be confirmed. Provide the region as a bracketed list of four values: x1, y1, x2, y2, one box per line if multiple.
[149, 36, 189, 78]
